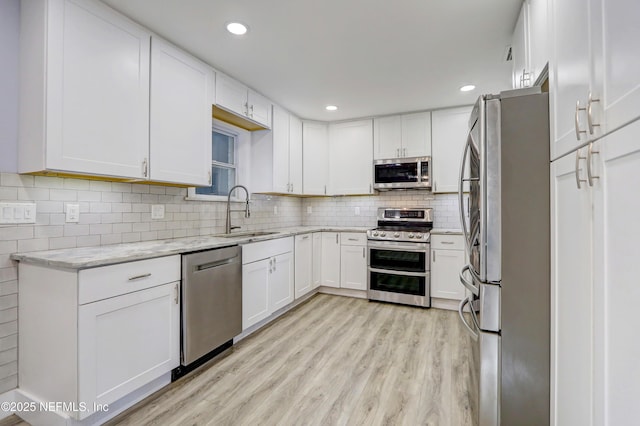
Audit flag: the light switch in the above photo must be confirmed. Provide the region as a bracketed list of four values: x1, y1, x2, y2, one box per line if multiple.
[2, 207, 12, 220]
[24, 204, 36, 221]
[13, 206, 24, 220]
[0, 203, 37, 224]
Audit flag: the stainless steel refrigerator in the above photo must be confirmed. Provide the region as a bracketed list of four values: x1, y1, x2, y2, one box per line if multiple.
[457, 87, 550, 426]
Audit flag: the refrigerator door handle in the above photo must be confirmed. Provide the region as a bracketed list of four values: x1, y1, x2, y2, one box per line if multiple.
[459, 264, 480, 296]
[458, 136, 472, 255]
[458, 296, 479, 340]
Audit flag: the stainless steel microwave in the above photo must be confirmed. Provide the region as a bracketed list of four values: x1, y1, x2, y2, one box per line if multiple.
[373, 156, 431, 190]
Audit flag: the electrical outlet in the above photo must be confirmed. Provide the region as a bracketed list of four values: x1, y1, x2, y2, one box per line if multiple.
[151, 205, 165, 220]
[307, 206, 312, 214]
[354, 206, 360, 215]
[274, 205, 278, 215]
[66, 204, 80, 223]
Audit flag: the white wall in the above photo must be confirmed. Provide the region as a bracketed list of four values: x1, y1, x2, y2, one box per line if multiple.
[0, 0, 20, 173]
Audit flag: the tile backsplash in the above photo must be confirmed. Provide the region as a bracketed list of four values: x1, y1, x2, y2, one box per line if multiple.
[0, 173, 462, 395]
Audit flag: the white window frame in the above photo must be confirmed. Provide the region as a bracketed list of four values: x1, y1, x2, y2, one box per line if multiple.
[186, 120, 249, 202]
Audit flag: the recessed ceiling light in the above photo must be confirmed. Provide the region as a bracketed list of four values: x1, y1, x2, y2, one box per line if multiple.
[226, 22, 248, 35]
[325, 105, 338, 111]
[460, 85, 476, 92]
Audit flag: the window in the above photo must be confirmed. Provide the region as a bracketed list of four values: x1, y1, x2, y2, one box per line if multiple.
[196, 129, 237, 196]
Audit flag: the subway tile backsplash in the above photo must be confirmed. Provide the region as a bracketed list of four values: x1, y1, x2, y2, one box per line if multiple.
[0, 173, 461, 394]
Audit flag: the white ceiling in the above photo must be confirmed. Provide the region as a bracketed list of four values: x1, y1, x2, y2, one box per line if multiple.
[102, 0, 522, 121]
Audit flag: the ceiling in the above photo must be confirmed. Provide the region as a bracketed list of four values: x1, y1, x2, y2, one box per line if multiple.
[102, 0, 522, 122]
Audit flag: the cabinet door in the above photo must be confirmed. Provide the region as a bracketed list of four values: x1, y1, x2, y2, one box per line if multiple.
[248, 90, 272, 128]
[401, 112, 431, 157]
[242, 259, 270, 330]
[312, 233, 322, 289]
[271, 105, 290, 193]
[595, 121, 640, 424]
[294, 234, 313, 299]
[549, 0, 592, 157]
[552, 153, 593, 426]
[149, 38, 213, 186]
[321, 233, 341, 288]
[269, 252, 294, 312]
[528, 0, 548, 83]
[329, 120, 373, 195]
[46, 0, 150, 178]
[215, 73, 247, 118]
[302, 122, 329, 195]
[78, 282, 179, 415]
[599, 0, 640, 131]
[289, 114, 303, 194]
[373, 115, 402, 159]
[430, 249, 465, 299]
[511, 2, 530, 88]
[431, 107, 472, 193]
[340, 245, 367, 290]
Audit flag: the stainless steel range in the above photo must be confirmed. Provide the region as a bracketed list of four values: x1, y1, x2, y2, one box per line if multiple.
[366, 207, 433, 307]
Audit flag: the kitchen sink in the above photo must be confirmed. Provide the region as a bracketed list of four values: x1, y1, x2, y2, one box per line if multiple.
[216, 231, 280, 238]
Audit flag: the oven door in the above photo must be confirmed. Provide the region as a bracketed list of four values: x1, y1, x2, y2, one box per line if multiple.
[368, 241, 428, 273]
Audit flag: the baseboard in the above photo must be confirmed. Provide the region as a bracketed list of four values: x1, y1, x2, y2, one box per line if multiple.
[431, 297, 465, 311]
[0, 389, 17, 421]
[317, 286, 367, 299]
[14, 373, 170, 426]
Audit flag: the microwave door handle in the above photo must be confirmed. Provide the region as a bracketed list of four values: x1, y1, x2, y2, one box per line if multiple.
[458, 296, 479, 340]
[459, 137, 472, 255]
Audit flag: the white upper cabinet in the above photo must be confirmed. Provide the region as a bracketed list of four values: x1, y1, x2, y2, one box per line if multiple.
[598, 0, 640, 132]
[431, 106, 473, 193]
[149, 37, 213, 186]
[329, 119, 374, 195]
[251, 105, 303, 194]
[511, 0, 548, 89]
[373, 112, 431, 159]
[215, 73, 272, 129]
[19, 0, 151, 178]
[302, 121, 330, 196]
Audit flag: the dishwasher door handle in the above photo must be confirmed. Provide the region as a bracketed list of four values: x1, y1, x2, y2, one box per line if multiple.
[195, 257, 237, 272]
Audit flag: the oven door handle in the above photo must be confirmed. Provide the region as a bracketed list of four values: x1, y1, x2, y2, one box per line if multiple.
[367, 243, 429, 252]
[459, 264, 480, 296]
[458, 296, 479, 341]
[368, 267, 428, 277]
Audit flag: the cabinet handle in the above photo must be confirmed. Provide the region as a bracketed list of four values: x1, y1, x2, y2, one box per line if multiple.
[433, 251, 436, 262]
[302, 235, 309, 240]
[174, 283, 179, 305]
[348, 238, 359, 241]
[362, 247, 365, 258]
[396, 148, 399, 157]
[441, 241, 455, 245]
[575, 148, 587, 189]
[324, 185, 327, 195]
[369, 184, 372, 193]
[208, 170, 212, 185]
[250, 104, 254, 118]
[433, 181, 437, 192]
[142, 158, 148, 178]
[244, 102, 249, 116]
[586, 142, 600, 187]
[336, 234, 339, 244]
[403, 148, 407, 157]
[128, 273, 152, 281]
[269, 258, 273, 273]
[273, 257, 277, 272]
[587, 92, 601, 135]
[575, 101, 587, 140]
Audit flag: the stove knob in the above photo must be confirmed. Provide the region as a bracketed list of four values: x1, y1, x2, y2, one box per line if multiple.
[373, 231, 379, 237]
[415, 233, 422, 239]
[408, 233, 415, 239]
[380, 232, 387, 237]
[394, 232, 400, 238]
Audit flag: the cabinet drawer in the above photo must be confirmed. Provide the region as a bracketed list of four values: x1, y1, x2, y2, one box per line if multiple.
[79, 255, 180, 304]
[431, 234, 464, 250]
[242, 237, 294, 264]
[340, 232, 367, 246]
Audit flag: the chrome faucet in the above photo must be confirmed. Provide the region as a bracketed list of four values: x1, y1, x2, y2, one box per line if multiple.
[226, 185, 250, 234]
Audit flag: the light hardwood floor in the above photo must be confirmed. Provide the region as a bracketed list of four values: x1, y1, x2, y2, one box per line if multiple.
[2, 294, 478, 426]
[108, 294, 478, 426]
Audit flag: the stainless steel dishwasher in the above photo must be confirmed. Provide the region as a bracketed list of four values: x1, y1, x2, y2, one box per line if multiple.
[174, 245, 242, 379]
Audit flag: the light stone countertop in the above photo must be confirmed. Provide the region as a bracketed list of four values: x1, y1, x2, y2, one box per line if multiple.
[11, 226, 370, 270]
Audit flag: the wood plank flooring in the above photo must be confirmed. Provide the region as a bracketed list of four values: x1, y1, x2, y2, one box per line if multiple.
[107, 294, 478, 426]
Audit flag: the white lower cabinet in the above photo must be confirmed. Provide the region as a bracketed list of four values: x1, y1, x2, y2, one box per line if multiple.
[430, 234, 466, 300]
[294, 234, 313, 299]
[340, 233, 367, 290]
[312, 233, 322, 289]
[320, 232, 341, 288]
[18, 255, 180, 421]
[242, 237, 294, 330]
